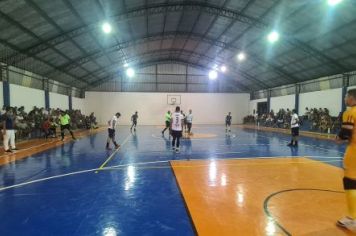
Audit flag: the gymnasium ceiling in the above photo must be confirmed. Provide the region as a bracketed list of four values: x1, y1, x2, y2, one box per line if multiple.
[0, 0, 356, 92]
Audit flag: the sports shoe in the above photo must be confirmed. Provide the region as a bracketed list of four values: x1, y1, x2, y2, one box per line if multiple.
[115, 144, 120, 149]
[337, 216, 356, 232]
[11, 148, 18, 151]
[5, 149, 12, 153]
[175, 147, 180, 153]
[172, 147, 176, 151]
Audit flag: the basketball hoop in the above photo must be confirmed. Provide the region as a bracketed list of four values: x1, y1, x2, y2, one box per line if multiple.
[167, 95, 181, 106]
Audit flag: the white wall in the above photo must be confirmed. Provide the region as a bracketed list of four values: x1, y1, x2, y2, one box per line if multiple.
[249, 98, 267, 115]
[299, 88, 342, 116]
[270, 95, 295, 113]
[10, 84, 45, 112]
[50, 92, 68, 110]
[72, 97, 86, 113]
[85, 92, 250, 125]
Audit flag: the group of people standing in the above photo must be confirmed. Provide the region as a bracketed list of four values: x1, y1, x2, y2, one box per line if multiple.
[105, 109, 232, 154]
[162, 109, 193, 135]
[162, 108, 233, 153]
[2, 108, 77, 153]
[161, 107, 193, 153]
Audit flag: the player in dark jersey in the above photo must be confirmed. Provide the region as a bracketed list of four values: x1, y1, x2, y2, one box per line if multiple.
[225, 112, 232, 133]
[130, 111, 138, 132]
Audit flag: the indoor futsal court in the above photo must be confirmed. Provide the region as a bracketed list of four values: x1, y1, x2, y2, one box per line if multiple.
[1, 0, 356, 235]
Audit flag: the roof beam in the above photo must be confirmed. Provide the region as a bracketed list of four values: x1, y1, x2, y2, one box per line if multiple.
[4, 1, 264, 64]
[1, 0, 349, 83]
[46, 31, 292, 85]
[0, 8, 94, 86]
[0, 38, 89, 88]
[4, 1, 346, 73]
[62, 0, 115, 67]
[176, 0, 208, 59]
[184, 0, 231, 61]
[24, 0, 103, 80]
[85, 49, 267, 90]
[84, 48, 267, 89]
[88, 58, 253, 92]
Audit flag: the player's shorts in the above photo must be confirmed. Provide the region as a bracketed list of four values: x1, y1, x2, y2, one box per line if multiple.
[61, 124, 71, 131]
[171, 130, 182, 138]
[343, 177, 356, 190]
[165, 121, 170, 128]
[291, 127, 299, 136]
[344, 146, 356, 179]
[108, 128, 115, 138]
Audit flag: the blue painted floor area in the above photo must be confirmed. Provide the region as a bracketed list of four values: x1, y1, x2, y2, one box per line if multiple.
[0, 125, 346, 235]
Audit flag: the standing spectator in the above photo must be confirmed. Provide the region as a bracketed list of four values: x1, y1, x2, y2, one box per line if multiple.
[2, 107, 18, 153]
[287, 109, 299, 147]
[253, 110, 258, 125]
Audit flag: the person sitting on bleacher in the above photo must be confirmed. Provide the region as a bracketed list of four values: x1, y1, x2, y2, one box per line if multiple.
[49, 118, 57, 138]
[42, 117, 51, 139]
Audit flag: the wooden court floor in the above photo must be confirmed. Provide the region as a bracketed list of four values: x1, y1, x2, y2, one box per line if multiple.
[172, 157, 354, 236]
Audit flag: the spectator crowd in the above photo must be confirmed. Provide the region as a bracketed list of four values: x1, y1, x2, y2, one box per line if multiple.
[1, 106, 98, 141]
[244, 107, 341, 133]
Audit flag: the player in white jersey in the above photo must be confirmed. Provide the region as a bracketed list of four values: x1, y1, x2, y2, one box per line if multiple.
[171, 106, 184, 153]
[186, 109, 193, 134]
[287, 109, 299, 147]
[106, 112, 121, 150]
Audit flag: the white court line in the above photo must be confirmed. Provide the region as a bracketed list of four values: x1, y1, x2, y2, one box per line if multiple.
[95, 133, 132, 172]
[0, 155, 343, 192]
[151, 133, 237, 140]
[118, 150, 245, 155]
